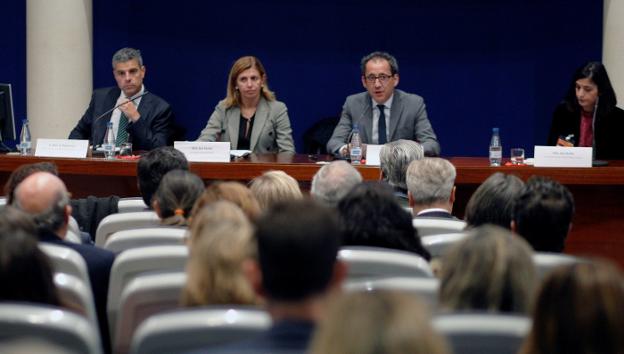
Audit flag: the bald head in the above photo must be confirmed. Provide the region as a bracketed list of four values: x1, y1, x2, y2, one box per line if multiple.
[14, 172, 70, 236]
[311, 161, 363, 207]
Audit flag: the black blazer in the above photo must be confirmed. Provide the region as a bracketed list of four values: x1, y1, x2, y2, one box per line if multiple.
[547, 102, 624, 160]
[69, 87, 175, 151]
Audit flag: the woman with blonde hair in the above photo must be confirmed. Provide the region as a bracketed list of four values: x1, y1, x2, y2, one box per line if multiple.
[182, 201, 257, 306]
[249, 170, 302, 210]
[152, 169, 205, 226]
[190, 181, 261, 222]
[310, 290, 450, 354]
[196, 56, 295, 153]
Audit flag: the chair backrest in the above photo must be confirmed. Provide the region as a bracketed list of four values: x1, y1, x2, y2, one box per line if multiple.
[0, 303, 102, 354]
[130, 307, 271, 354]
[433, 313, 531, 354]
[104, 228, 187, 254]
[412, 217, 467, 236]
[114, 272, 187, 354]
[107, 245, 189, 338]
[95, 211, 161, 246]
[344, 276, 440, 308]
[39, 243, 92, 290]
[54, 272, 98, 327]
[533, 252, 581, 279]
[338, 246, 433, 281]
[421, 232, 469, 257]
[117, 197, 149, 213]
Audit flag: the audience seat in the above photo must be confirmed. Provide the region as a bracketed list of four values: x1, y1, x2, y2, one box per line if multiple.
[412, 217, 467, 236]
[421, 232, 469, 257]
[95, 211, 161, 246]
[0, 303, 102, 354]
[344, 276, 439, 308]
[433, 313, 531, 354]
[338, 246, 434, 281]
[533, 252, 582, 279]
[103, 228, 187, 254]
[117, 197, 149, 213]
[130, 307, 271, 354]
[39, 243, 92, 290]
[54, 272, 98, 327]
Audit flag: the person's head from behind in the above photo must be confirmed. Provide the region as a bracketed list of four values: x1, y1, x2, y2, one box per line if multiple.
[152, 170, 204, 226]
[464, 172, 524, 229]
[4, 162, 58, 205]
[309, 291, 450, 354]
[564, 61, 617, 114]
[249, 170, 302, 210]
[520, 260, 624, 354]
[337, 182, 429, 259]
[439, 224, 536, 314]
[182, 201, 256, 307]
[406, 157, 456, 215]
[512, 176, 574, 253]
[191, 181, 261, 222]
[137, 146, 189, 207]
[360, 51, 400, 104]
[13, 172, 72, 237]
[311, 161, 362, 207]
[380, 139, 424, 191]
[112, 47, 146, 98]
[250, 200, 345, 309]
[225, 56, 275, 108]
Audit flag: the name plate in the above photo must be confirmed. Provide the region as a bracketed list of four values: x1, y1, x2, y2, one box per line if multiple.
[35, 139, 89, 158]
[534, 146, 592, 168]
[365, 144, 382, 166]
[174, 141, 230, 162]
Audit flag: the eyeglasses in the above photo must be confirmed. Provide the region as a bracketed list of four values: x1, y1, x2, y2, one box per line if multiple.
[364, 74, 394, 84]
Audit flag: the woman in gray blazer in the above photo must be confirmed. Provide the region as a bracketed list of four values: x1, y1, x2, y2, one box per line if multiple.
[197, 56, 295, 153]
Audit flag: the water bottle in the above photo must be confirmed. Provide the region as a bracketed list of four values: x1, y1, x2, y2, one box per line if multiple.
[489, 127, 502, 166]
[102, 121, 116, 159]
[19, 119, 32, 155]
[350, 124, 362, 165]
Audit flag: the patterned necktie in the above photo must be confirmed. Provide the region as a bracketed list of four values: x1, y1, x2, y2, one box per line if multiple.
[116, 113, 129, 145]
[377, 104, 387, 144]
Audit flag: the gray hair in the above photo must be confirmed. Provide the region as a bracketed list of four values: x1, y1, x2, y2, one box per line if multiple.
[406, 158, 456, 206]
[380, 140, 424, 190]
[112, 47, 143, 68]
[311, 161, 363, 207]
[361, 51, 399, 75]
[15, 190, 69, 234]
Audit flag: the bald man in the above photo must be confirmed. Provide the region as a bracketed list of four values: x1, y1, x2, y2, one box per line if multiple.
[14, 172, 114, 353]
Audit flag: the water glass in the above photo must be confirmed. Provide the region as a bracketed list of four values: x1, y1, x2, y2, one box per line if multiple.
[510, 148, 525, 165]
[119, 142, 133, 157]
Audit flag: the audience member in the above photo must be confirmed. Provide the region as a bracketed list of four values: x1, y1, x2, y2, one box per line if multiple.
[519, 260, 624, 354]
[379, 139, 424, 207]
[406, 157, 457, 218]
[249, 170, 302, 210]
[137, 146, 189, 207]
[512, 176, 574, 253]
[337, 182, 430, 260]
[309, 291, 450, 354]
[182, 201, 256, 306]
[152, 170, 204, 226]
[310, 161, 362, 207]
[191, 181, 261, 222]
[439, 225, 536, 314]
[464, 172, 524, 228]
[3, 162, 58, 205]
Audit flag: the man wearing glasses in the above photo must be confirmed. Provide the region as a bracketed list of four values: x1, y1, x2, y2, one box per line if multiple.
[327, 51, 440, 157]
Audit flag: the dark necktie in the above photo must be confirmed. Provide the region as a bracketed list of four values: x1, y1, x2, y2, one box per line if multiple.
[377, 104, 387, 144]
[116, 113, 129, 145]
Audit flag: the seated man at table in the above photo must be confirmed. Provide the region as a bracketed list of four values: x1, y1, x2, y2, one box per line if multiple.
[379, 139, 424, 207]
[327, 51, 440, 158]
[69, 47, 175, 151]
[406, 158, 457, 218]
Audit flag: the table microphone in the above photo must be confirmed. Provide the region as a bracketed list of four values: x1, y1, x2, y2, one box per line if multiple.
[93, 91, 150, 123]
[591, 97, 608, 166]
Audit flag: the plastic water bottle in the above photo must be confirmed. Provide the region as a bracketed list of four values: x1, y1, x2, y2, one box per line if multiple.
[19, 119, 32, 155]
[489, 127, 502, 166]
[350, 124, 362, 165]
[102, 121, 116, 159]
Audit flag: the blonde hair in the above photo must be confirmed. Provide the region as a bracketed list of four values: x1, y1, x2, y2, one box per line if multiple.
[310, 291, 450, 354]
[249, 170, 302, 210]
[181, 201, 257, 306]
[191, 182, 261, 222]
[224, 56, 275, 108]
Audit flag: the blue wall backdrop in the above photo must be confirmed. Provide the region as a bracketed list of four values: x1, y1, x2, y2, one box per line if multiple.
[2, 0, 603, 156]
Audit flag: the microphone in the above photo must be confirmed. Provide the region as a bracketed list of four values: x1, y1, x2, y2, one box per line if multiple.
[93, 91, 150, 123]
[339, 104, 372, 158]
[591, 96, 608, 166]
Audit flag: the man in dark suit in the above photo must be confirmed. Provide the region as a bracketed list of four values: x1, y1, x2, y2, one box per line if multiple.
[14, 172, 115, 353]
[327, 51, 440, 157]
[406, 158, 457, 219]
[69, 47, 174, 151]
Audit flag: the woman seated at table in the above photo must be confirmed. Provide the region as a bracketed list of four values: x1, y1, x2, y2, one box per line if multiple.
[196, 56, 295, 153]
[548, 61, 624, 160]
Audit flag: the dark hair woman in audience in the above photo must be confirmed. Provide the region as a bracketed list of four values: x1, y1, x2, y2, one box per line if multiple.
[464, 172, 524, 229]
[152, 169, 205, 226]
[548, 61, 624, 160]
[519, 259, 624, 354]
[337, 182, 430, 261]
[196, 56, 295, 153]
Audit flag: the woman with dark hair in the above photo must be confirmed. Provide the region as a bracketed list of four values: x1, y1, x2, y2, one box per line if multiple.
[548, 61, 624, 160]
[464, 172, 524, 229]
[337, 182, 430, 260]
[152, 170, 205, 226]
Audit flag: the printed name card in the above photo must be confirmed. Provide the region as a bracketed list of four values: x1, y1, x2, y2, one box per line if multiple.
[533, 146, 592, 168]
[35, 139, 89, 158]
[174, 141, 231, 162]
[365, 144, 382, 166]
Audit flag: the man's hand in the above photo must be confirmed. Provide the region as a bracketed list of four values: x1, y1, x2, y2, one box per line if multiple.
[119, 101, 141, 122]
[340, 143, 368, 158]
